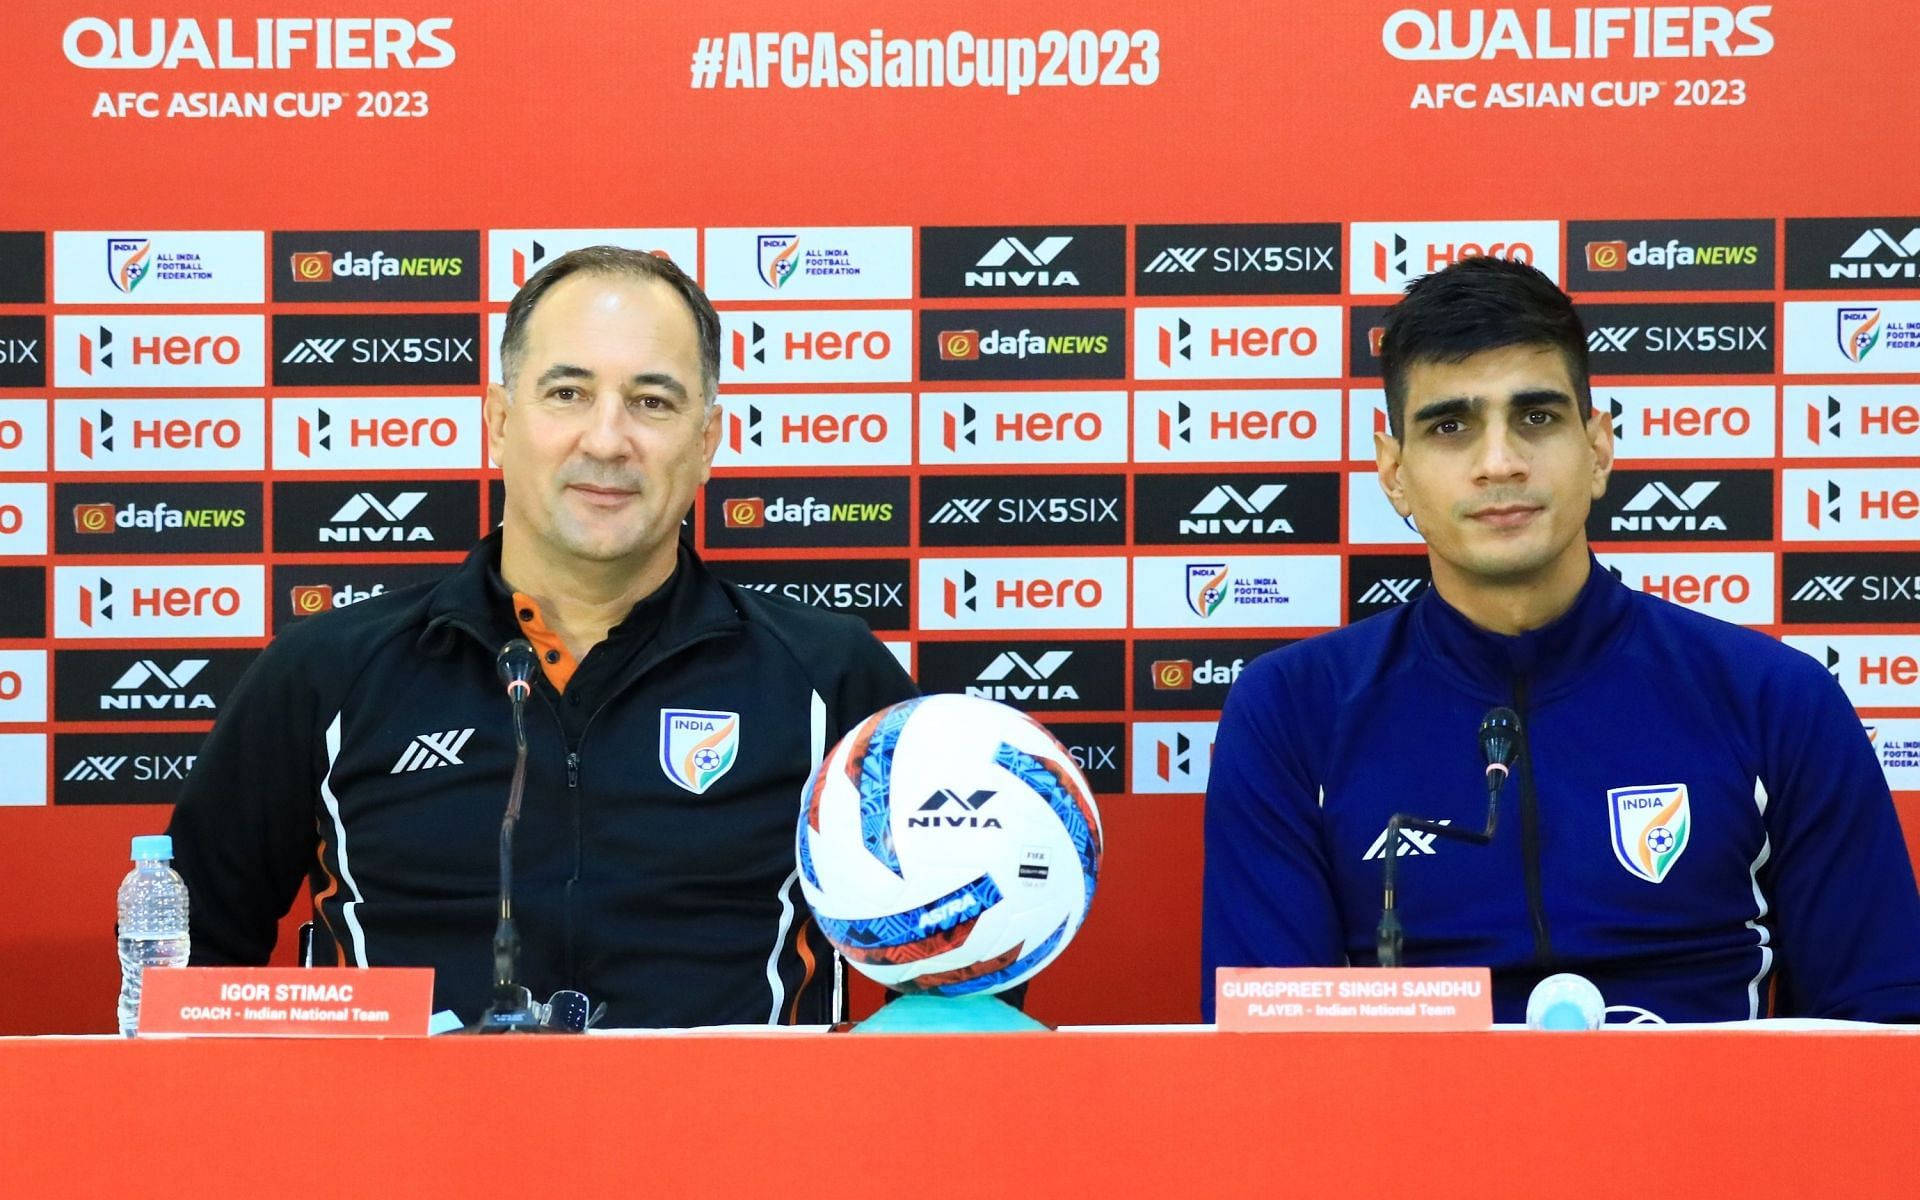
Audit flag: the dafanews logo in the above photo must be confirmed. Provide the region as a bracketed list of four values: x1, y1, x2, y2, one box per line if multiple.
[1784, 301, 1920, 374]
[1135, 223, 1340, 296]
[1784, 469, 1920, 542]
[1588, 470, 1772, 542]
[1133, 555, 1342, 629]
[1350, 220, 1558, 294]
[55, 565, 264, 640]
[53, 231, 264, 304]
[1581, 303, 1773, 375]
[920, 474, 1125, 548]
[1784, 636, 1920, 708]
[1784, 553, 1920, 624]
[272, 397, 480, 471]
[271, 480, 477, 553]
[704, 475, 908, 549]
[1131, 721, 1217, 795]
[1784, 386, 1920, 458]
[1348, 554, 1433, 622]
[1786, 219, 1920, 289]
[0, 567, 45, 639]
[1596, 386, 1774, 460]
[486, 229, 699, 301]
[920, 558, 1127, 631]
[273, 313, 480, 386]
[1135, 306, 1344, 380]
[704, 227, 912, 300]
[716, 394, 912, 468]
[1134, 389, 1343, 463]
[713, 560, 910, 631]
[920, 226, 1125, 298]
[54, 648, 254, 721]
[919, 391, 1128, 465]
[54, 314, 262, 388]
[0, 233, 45, 304]
[722, 310, 912, 384]
[1380, 7, 1773, 60]
[55, 482, 259, 554]
[916, 640, 1124, 712]
[1134, 637, 1275, 712]
[921, 309, 1125, 383]
[273, 563, 448, 628]
[1134, 473, 1340, 545]
[1567, 220, 1772, 291]
[1601, 553, 1773, 625]
[272, 230, 478, 301]
[54, 732, 208, 806]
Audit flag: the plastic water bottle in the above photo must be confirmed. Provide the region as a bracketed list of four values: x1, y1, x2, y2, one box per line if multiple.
[116, 834, 191, 1036]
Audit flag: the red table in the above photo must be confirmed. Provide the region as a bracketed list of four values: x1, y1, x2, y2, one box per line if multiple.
[3, 1028, 1916, 1198]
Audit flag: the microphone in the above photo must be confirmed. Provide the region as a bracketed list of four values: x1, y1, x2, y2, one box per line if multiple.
[1376, 707, 1521, 968]
[470, 638, 591, 1033]
[1527, 973, 1605, 1030]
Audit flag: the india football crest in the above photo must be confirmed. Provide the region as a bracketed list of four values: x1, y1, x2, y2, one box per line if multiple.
[757, 235, 800, 289]
[1187, 562, 1228, 619]
[107, 237, 153, 293]
[1607, 782, 1691, 884]
[660, 709, 740, 795]
[1837, 307, 1881, 363]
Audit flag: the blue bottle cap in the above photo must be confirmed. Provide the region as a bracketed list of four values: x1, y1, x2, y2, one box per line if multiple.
[130, 834, 173, 861]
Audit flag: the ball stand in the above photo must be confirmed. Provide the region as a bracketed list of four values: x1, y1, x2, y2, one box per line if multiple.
[851, 993, 1049, 1033]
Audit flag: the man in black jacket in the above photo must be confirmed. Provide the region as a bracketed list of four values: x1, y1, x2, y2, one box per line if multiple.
[169, 247, 915, 1027]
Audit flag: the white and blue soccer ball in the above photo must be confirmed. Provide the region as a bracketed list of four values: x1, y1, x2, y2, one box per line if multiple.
[797, 694, 1103, 996]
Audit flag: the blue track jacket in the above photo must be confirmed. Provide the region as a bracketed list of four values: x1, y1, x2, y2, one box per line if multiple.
[1202, 559, 1920, 1023]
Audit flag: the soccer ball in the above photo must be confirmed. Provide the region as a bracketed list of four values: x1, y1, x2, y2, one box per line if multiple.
[796, 694, 1103, 997]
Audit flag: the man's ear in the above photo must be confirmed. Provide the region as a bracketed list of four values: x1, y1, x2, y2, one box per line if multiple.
[699, 402, 724, 484]
[1374, 428, 1411, 518]
[484, 382, 510, 465]
[1586, 401, 1615, 500]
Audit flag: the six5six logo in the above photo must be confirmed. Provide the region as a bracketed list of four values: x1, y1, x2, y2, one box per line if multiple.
[714, 560, 910, 630]
[53, 231, 264, 305]
[0, 316, 45, 388]
[486, 229, 700, 301]
[272, 396, 480, 470]
[1134, 473, 1340, 545]
[1784, 553, 1920, 624]
[1581, 303, 1774, 375]
[914, 640, 1125, 711]
[1134, 223, 1341, 296]
[1133, 555, 1342, 629]
[1567, 219, 1773, 292]
[920, 473, 1125, 547]
[921, 558, 1127, 630]
[1136, 389, 1342, 462]
[717, 394, 911, 467]
[920, 226, 1126, 297]
[55, 565, 264, 639]
[921, 391, 1127, 464]
[54, 732, 210, 805]
[723, 310, 911, 384]
[1348, 553, 1433, 622]
[922, 309, 1126, 382]
[1785, 387, 1920, 456]
[1785, 470, 1920, 541]
[1350, 221, 1559, 294]
[704, 475, 908, 549]
[273, 313, 481, 386]
[272, 230, 478, 301]
[55, 315, 263, 387]
[1587, 470, 1773, 541]
[55, 399, 265, 472]
[1136, 306, 1342, 380]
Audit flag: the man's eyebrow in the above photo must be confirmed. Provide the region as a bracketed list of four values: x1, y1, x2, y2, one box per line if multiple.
[1511, 388, 1575, 408]
[533, 363, 593, 388]
[629, 372, 689, 400]
[1410, 395, 1478, 425]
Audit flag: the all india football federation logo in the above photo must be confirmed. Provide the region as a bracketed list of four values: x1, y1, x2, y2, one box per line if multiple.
[107, 238, 152, 293]
[1837, 307, 1882, 363]
[1606, 782, 1691, 884]
[1186, 563, 1229, 619]
[758, 235, 800, 289]
[660, 709, 741, 795]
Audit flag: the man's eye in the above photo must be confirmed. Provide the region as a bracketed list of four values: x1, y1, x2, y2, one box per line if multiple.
[549, 387, 582, 402]
[1430, 419, 1463, 436]
[1523, 409, 1556, 425]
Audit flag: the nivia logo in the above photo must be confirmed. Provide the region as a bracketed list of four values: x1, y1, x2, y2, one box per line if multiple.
[908, 788, 1001, 828]
[971, 236, 1075, 286]
[1183, 484, 1288, 535]
[390, 728, 475, 774]
[106, 659, 213, 712]
[64, 755, 127, 782]
[324, 491, 432, 544]
[921, 226, 1125, 298]
[974, 651, 1077, 702]
[331, 492, 424, 523]
[1786, 219, 1920, 289]
[1611, 480, 1727, 533]
[1362, 819, 1452, 861]
[1835, 227, 1920, 281]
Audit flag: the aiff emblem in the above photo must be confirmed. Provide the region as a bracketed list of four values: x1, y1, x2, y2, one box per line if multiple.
[758, 235, 800, 289]
[660, 709, 740, 795]
[1186, 563, 1228, 619]
[1606, 782, 1690, 884]
[107, 238, 152, 293]
[1837, 307, 1881, 363]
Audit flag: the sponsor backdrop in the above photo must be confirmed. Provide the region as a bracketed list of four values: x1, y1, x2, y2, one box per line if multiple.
[0, 0, 1916, 1031]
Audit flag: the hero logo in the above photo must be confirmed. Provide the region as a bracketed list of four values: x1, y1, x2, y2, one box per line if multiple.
[1793, 640, 1920, 698]
[279, 336, 474, 365]
[103, 659, 213, 712]
[1374, 233, 1530, 285]
[728, 319, 896, 372]
[1181, 484, 1290, 536]
[324, 492, 431, 543]
[1832, 228, 1920, 281]
[1800, 476, 1920, 531]
[1604, 554, 1772, 623]
[969, 651, 1078, 702]
[726, 403, 890, 451]
[294, 407, 459, 457]
[1380, 8, 1774, 60]
[61, 18, 456, 70]
[939, 402, 1104, 450]
[78, 324, 239, 374]
[908, 789, 1001, 829]
[1612, 481, 1725, 533]
[78, 578, 242, 627]
[1156, 318, 1318, 367]
[968, 237, 1076, 288]
[1605, 393, 1759, 444]
[1802, 393, 1920, 445]
[1586, 325, 1767, 353]
[939, 568, 1107, 619]
[1155, 400, 1319, 450]
[76, 409, 242, 459]
[1352, 222, 1556, 294]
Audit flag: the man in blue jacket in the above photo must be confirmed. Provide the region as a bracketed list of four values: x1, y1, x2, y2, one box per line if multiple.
[1202, 256, 1920, 1023]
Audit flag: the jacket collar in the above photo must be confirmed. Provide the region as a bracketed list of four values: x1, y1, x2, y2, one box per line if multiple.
[1410, 556, 1635, 703]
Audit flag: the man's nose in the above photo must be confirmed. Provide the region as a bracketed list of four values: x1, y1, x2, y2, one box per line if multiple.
[578, 393, 632, 456]
[1474, 422, 1529, 482]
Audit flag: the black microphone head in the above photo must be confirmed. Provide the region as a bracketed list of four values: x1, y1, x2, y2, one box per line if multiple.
[497, 638, 538, 699]
[1479, 706, 1521, 772]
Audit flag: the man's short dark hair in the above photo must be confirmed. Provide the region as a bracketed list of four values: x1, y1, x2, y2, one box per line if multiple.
[498, 245, 721, 407]
[1378, 256, 1591, 440]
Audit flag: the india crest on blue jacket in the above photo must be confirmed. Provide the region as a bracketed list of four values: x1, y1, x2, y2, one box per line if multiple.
[1607, 782, 1691, 883]
[660, 709, 741, 795]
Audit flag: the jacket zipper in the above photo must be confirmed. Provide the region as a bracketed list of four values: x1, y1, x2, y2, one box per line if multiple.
[1513, 675, 1553, 965]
